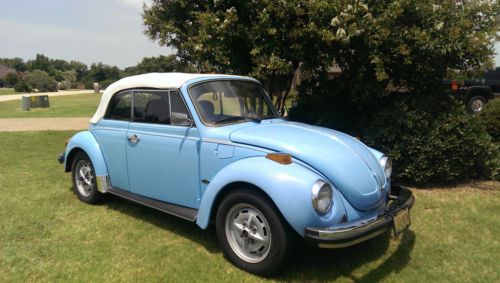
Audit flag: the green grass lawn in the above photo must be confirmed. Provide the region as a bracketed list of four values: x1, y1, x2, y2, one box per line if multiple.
[0, 131, 498, 282]
[0, 93, 101, 118]
[0, 88, 18, 95]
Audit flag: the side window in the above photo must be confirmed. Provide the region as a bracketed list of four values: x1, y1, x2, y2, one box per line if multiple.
[130, 90, 191, 126]
[134, 91, 170, 124]
[170, 91, 191, 126]
[106, 91, 132, 121]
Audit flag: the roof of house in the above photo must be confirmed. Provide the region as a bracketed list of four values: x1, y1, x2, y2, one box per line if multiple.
[90, 72, 255, 123]
[0, 64, 16, 79]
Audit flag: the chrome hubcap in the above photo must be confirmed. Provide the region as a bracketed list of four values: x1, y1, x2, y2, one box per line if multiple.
[471, 99, 484, 112]
[225, 204, 271, 263]
[75, 161, 94, 197]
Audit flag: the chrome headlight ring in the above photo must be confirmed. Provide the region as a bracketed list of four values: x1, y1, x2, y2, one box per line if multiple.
[311, 181, 333, 215]
[380, 156, 392, 179]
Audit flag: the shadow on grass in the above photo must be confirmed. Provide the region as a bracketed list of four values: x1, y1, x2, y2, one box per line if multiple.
[101, 193, 415, 281]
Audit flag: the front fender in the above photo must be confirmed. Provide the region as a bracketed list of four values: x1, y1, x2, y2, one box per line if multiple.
[196, 156, 347, 236]
[64, 131, 108, 177]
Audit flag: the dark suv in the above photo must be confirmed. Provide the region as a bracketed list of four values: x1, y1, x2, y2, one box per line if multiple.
[445, 67, 500, 112]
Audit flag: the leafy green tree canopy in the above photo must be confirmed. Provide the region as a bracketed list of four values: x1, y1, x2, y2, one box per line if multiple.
[126, 55, 195, 75]
[143, 0, 498, 107]
[143, 0, 336, 111]
[24, 70, 57, 92]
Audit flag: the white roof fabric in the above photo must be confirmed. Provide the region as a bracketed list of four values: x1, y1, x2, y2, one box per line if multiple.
[90, 72, 244, 124]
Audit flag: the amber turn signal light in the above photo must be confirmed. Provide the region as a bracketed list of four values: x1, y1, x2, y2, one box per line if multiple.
[266, 153, 292, 165]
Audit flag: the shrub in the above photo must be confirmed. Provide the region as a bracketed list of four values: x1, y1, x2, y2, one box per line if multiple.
[4, 72, 19, 87]
[24, 70, 57, 92]
[290, 79, 499, 185]
[0, 78, 4, 88]
[14, 80, 31, 93]
[362, 93, 499, 184]
[479, 98, 500, 143]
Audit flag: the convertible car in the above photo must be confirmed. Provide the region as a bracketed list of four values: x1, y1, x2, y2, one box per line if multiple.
[58, 73, 414, 275]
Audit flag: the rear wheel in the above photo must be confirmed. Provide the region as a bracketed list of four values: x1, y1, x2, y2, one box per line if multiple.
[216, 188, 293, 276]
[71, 152, 104, 204]
[467, 95, 486, 113]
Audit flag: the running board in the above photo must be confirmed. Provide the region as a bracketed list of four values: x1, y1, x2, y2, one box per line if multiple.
[107, 187, 198, 222]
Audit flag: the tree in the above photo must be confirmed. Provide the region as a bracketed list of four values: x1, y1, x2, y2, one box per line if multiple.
[323, 0, 498, 95]
[25, 70, 57, 92]
[68, 61, 88, 81]
[143, 0, 335, 112]
[126, 55, 195, 75]
[143, 0, 497, 111]
[4, 73, 19, 88]
[0, 57, 27, 72]
[27, 54, 52, 73]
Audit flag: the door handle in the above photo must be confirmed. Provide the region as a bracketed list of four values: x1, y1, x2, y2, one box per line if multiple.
[127, 134, 140, 144]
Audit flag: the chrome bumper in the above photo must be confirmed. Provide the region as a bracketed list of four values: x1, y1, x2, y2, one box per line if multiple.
[305, 185, 415, 248]
[57, 153, 65, 164]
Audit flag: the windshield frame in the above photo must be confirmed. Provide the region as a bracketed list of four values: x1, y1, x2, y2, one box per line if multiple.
[187, 79, 279, 127]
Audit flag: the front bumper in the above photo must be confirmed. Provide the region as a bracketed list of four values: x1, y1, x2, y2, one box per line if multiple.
[57, 153, 65, 164]
[305, 185, 415, 248]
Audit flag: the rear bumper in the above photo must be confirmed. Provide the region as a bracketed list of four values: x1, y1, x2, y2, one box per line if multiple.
[305, 185, 415, 248]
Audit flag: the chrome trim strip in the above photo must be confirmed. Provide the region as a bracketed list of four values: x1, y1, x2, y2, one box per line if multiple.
[318, 229, 387, 248]
[107, 187, 197, 221]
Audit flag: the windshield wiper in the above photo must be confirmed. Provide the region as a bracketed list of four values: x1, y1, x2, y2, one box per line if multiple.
[212, 116, 248, 125]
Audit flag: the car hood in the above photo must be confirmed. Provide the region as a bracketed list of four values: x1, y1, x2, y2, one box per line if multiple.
[229, 121, 386, 211]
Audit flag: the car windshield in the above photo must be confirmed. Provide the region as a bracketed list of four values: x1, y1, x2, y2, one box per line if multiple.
[189, 80, 279, 125]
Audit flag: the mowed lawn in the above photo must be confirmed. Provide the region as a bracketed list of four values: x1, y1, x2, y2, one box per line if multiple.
[0, 93, 101, 118]
[0, 88, 18, 96]
[0, 131, 498, 282]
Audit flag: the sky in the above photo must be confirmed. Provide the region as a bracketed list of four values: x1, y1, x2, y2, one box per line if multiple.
[0, 0, 172, 68]
[0, 1, 499, 69]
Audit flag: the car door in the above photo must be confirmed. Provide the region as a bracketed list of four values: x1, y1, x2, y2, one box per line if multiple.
[91, 90, 132, 191]
[126, 90, 201, 209]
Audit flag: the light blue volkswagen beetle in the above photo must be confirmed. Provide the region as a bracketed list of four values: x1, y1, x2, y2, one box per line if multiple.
[59, 73, 414, 275]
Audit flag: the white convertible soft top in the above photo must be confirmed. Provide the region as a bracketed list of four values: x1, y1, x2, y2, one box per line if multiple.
[90, 72, 245, 124]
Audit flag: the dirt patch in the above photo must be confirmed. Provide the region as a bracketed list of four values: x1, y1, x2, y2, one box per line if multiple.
[0, 118, 90, 131]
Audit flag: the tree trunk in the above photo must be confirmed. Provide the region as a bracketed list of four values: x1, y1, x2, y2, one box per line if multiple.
[278, 75, 294, 115]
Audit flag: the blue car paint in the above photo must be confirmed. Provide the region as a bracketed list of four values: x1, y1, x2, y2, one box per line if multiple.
[229, 121, 387, 211]
[69, 75, 392, 237]
[126, 122, 201, 208]
[64, 131, 109, 177]
[196, 156, 348, 236]
[90, 120, 130, 190]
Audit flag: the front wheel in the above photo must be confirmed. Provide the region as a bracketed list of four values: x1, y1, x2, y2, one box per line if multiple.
[71, 152, 104, 204]
[216, 189, 294, 276]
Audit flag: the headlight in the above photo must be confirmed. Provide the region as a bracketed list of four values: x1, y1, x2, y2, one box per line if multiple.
[380, 156, 392, 179]
[311, 181, 333, 215]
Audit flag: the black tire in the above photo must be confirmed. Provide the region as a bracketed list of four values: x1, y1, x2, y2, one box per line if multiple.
[467, 95, 487, 113]
[215, 188, 294, 276]
[71, 152, 104, 204]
